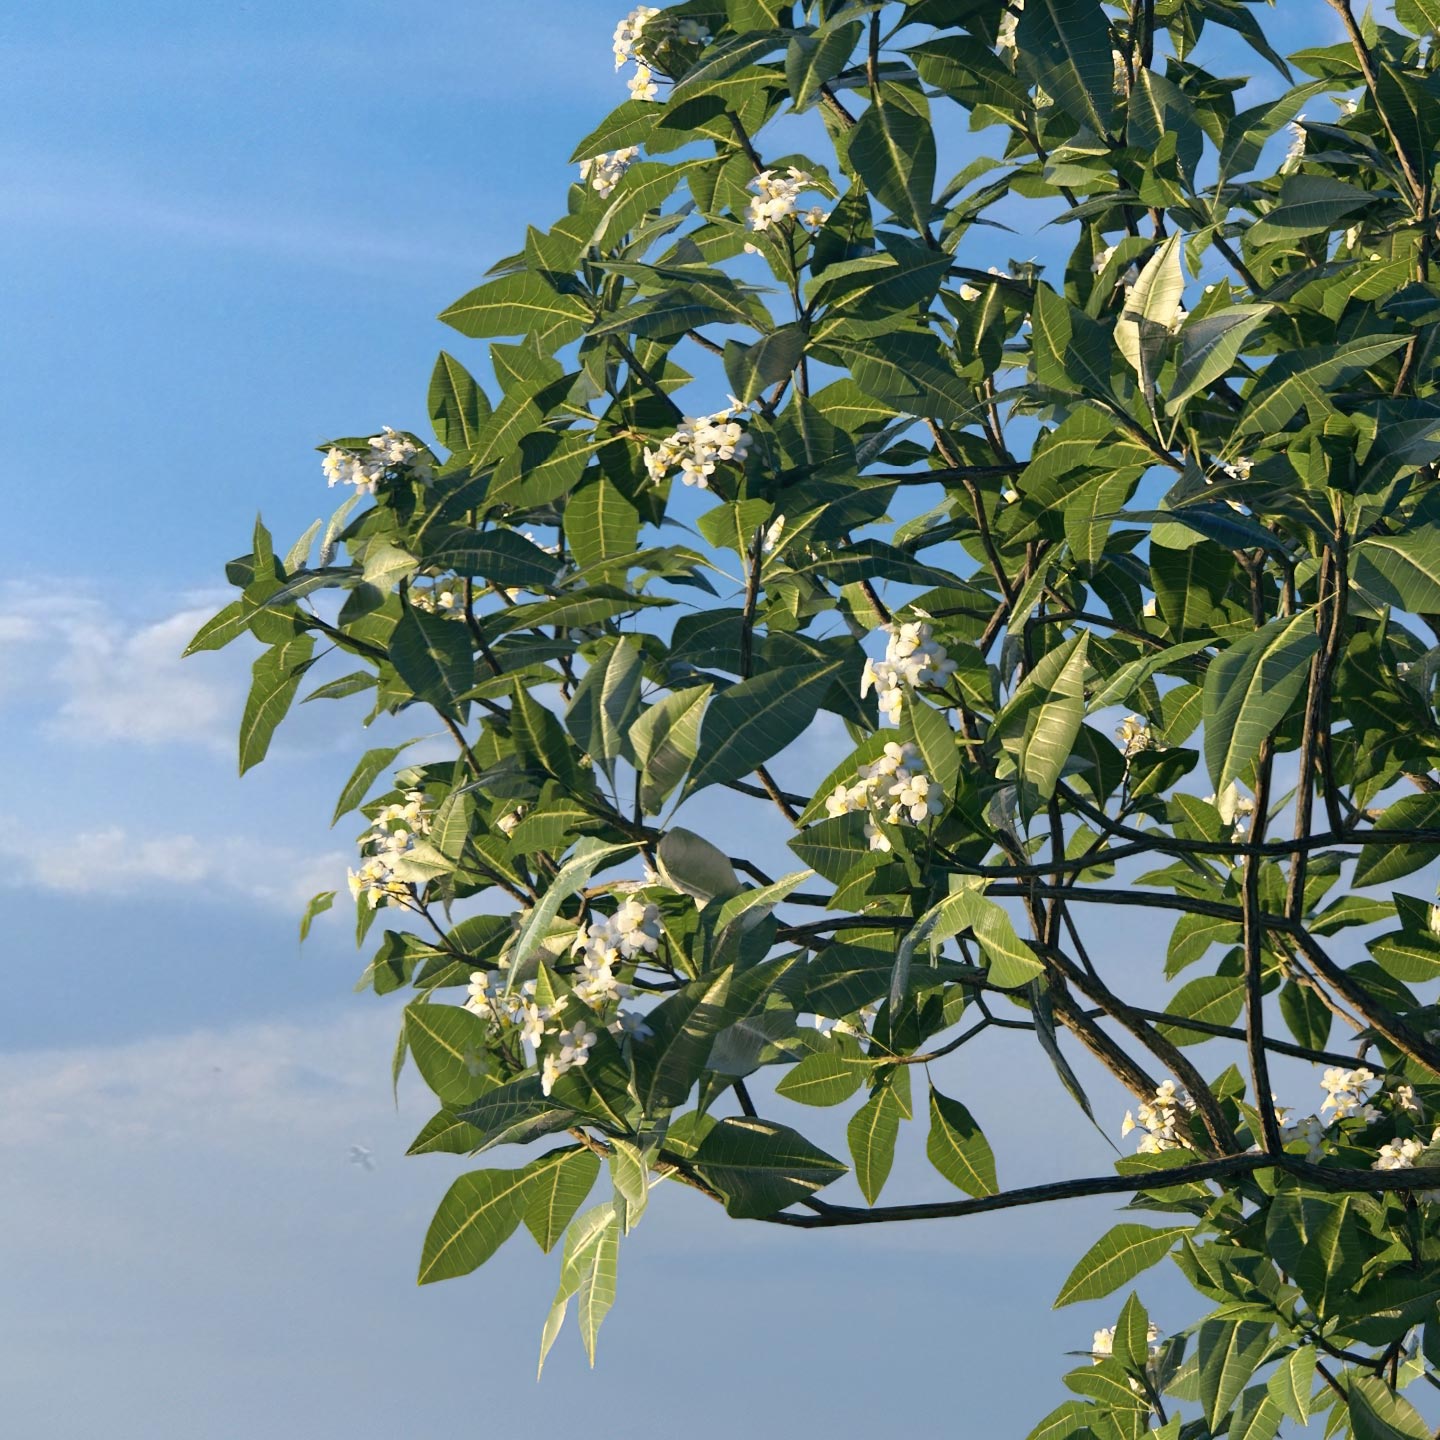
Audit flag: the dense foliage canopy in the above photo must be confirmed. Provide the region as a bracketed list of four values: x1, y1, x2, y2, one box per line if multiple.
[193, 0, 1440, 1432]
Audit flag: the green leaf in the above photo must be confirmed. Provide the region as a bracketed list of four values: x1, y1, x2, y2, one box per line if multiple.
[776, 1049, 868, 1107]
[847, 100, 935, 232]
[565, 636, 644, 777]
[407, 1108, 485, 1156]
[692, 1117, 847, 1218]
[819, 331, 981, 428]
[950, 888, 1046, 989]
[508, 840, 638, 974]
[1353, 532, 1440, 613]
[655, 826, 741, 904]
[1196, 1320, 1274, 1433]
[239, 634, 314, 775]
[331, 739, 422, 825]
[1158, 973, 1246, 1044]
[566, 476, 639, 572]
[1203, 611, 1320, 791]
[1266, 1347, 1316, 1426]
[633, 967, 736, 1115]
[1167, 305, 1271, 413]
[1017, 0, 1117, 139]
[405, 1004, 493, 1108]
[1054, 1223, 1188, 1306]
[723, 324, 809, 404]
[1249, 174, 1374, 244]
[631, 686, 712, 812]
[786, 23, 860, 110]
[848, 1086, 902, 1205]
[1115, 233, 1183, 384]
[389, 605, 475, 721]
[522, 1146, 602, 1253]
[1348, 1374, 1431, 1440]
[685, 659, 847, 796]
[299, 890, 335, 942]
[995, 632, 1090, 808]
[428, 351, 492, 453]
[1240, 335, 1408, 435]
[438, 271, 592, 348]
[417, 1165, 532, 1284]
[1353, 794, 1440, 887]
[667, 31, 791, 106]
[429, 529, 563, 591]
[926, 1088, 998, 1198]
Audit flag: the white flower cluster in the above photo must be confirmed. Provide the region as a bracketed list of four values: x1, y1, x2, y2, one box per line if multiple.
[571, 897, 662, 1006]
[747, 168, 818, 232]
[466, 971, 552, 1047]
[347, 790, 432, 909]
[1373, 1130, 1440, 1200]
[1122, 1080, 1195, 1153]
[642, 401, 752, 488]
[323, 428, 431, 494]
[614, 6, 661, 99]
[1321, 1066, 1382, 1123]
[860, 621, 958, 723]
[1091, 1323, 1161, 1363]
[825, 741, 945, 852]
[1115, 714, 1157, 760]
[579, 146, 639, 198]
[411, 586, 459, 615]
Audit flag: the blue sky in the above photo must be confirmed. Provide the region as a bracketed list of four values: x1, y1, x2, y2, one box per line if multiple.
[3, 4, 1365, 1436]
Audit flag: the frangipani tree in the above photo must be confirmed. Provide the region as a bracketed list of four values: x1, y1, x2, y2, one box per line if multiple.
[192, 1, 1440, 1433]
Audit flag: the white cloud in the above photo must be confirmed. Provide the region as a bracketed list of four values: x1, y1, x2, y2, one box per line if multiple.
[0, 586, 241, 749]
[0, 819, 346, 913]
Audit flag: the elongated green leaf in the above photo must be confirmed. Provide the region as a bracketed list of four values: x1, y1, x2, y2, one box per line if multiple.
[332, 740, 422, 825]
[631, 685, 712, 811]
[439, 271, 592, 348]
[847, 100, 935, 232]
[1167, 305, 1271, 412]
[1054, 1223, 1188, 1306]
[1203, 611, 1320, 791]
[723, 324, 809, 404]
[1349, 1374, 1431, 1440]
[1017, 0, 1116, 139]
[522, 1146, 602, 1253]
[692, 1117, 847, 1218]
[1240, 336, 1408, 435]
[776, 1049, 868, 1107]
[848, 1086, 902, 1205]
[1266, 1346, 1316, 1426]
[1354, 794, 1440, 886]
[926, 1088, 998, 1198]
[786, 23, 860, 110]
[417, 1165, 532, 1283]
[1353, 532, 1440, 613]
[429, 529, 562, 591]
[1196, 1320, 1274, 1432]
[685, 659, 846, 796]
[407, 1108, 486, 1156]
[239, 634, 314, 775]
[1249, 174, 1374, 243]
[633, 967, 735, 1114]
[428, 351, 492, 453]
[389, 605, 475, 721]
[406, 1003, 493, 1108]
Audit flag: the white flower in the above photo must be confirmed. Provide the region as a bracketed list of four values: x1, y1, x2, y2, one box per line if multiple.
[559, 1019, 598, 1066]
[1116, 714, 1157, 760]
[1321, 1066, 1381, 1122]
[519, 1002, 550, 1049]
[762, 514, 786, 554]
[1281, 1113, 1329, 1163]
[579, 146, 640, 198]
[1142, 597, 1158, 618]
[997, 3, 1021, 56]
[958, 282, 981, 302]
[1376, 1136, 1425, 1170]
[1394, 1084, 1424, 1118]
[570, 900, 662, 1007]
[346, 789, 433, 909]
[1428, 903, 1440, 937]
[799, 204, 831, 229]
[323, 428, 431, 494]
[859, 621, 958, 721]
[1092, 244, 1117, 275]
[1091, 1322, 1160, 1362]
[748, 167, 814, 232]
[613, 5, 659, 67]
[541, 1052, 565, 1096]
[643, 401, 752, 488]
[1123, 1080, 1194, 1153]
[627, 64, 659, 101]
[611, 1008, 654, 1040]
[823, 741, 945, 850]
[1282, 116, 1307, 172]
[1338, 96, 1358, 117]
[1204, 782, 1256, 841]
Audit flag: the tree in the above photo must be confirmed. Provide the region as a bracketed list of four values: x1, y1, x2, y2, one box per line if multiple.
[189, 0, 1440, 1431]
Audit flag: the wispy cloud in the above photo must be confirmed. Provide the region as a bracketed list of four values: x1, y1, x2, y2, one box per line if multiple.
[0, 819, 346, 912]
[0, 586, 241, 749]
